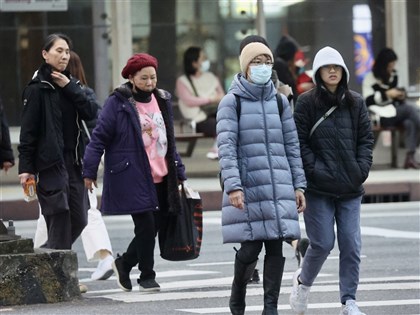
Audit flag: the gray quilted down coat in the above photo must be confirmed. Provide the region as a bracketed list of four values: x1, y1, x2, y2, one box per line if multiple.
[217, 73, 306, 244]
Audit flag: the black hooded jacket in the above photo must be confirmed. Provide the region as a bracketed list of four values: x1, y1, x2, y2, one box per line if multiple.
[18, 63, 97, 174]
[294, 89, 374, 198]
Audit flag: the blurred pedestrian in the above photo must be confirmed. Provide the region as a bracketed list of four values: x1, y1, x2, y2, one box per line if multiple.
[294, 49, 315, 95]
[217, 41, 306, 315]
[362, 47, 420, 169]
[0, 94, 15, 173]
[176, 46, 225, 160]
[273, 35, 300, 103]
[83, 53, 187, 292]
[33, 51, 114, 282]
[290, 46, 373, 315]
[18, 33, 97, 250]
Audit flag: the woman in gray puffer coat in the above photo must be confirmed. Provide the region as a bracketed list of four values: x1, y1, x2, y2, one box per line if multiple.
[217, 42, 306, 315]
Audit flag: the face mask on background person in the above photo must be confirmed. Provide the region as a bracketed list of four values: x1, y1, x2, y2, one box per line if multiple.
[250, 64, 272, 85]
[296, 66, 305, 75]
[200, 60, 210, 72]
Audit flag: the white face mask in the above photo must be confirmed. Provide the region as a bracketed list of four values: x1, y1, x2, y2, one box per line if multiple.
[200, 60, 210, 72]
[249, 64, 272, 85]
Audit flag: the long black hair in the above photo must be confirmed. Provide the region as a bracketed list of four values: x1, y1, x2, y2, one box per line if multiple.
[372, 48, 397, 84]
[183, 46, 201, 76]
[313, 68, 355, 108]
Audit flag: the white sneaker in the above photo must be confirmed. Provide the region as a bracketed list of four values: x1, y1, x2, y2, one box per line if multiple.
[206, 151, 218, 160]
[340, 300, 366, 315]
[289, 268, 311, 314]
[91, 255, 114, 280]
[79, 283, 88, 293]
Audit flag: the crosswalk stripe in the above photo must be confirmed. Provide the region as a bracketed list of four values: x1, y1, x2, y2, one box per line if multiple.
[361, 211, 418, 218]
[88, 280, 419, 303]
[0, 309, 14, 313]
[176, 299, 420, 314]
[139, 269, 220, 278]
[361, 226, 420, 239]
[187, 261, 234, 267]
[79, 269, 219, 282]
[84, 272, 331, 291]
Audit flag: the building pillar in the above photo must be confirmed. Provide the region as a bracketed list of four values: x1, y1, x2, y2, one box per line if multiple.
[256, 0, 266, 38]
[110, 1, 132, 89]
[385, 0, 408, 88]
[92, 1, 111, 104]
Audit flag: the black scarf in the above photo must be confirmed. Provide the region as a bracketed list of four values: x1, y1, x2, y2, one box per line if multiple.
[133, 89, 152, 103]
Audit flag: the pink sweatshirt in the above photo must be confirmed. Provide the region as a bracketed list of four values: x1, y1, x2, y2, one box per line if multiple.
[135, 94, 168, 183]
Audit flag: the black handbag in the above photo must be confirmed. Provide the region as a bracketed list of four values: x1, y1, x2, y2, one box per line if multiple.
[159, 184, 203, 261]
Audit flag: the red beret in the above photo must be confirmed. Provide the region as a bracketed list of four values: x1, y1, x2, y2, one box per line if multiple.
[121, 53, 158, 79]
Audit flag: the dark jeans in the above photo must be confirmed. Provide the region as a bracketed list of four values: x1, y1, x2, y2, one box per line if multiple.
[237, 239, 284, 264]
[197, 116, 217, 138]
[381, 102, 420, 152]
[121, 181, 166, 281]
[37, 152, 88, 250]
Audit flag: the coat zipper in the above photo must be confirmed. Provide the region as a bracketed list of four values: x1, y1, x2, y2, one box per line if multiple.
[261, 90, 282, 235]
[75, 111, 81, 165]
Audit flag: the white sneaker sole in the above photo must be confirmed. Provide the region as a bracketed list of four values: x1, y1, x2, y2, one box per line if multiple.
[206, 152, 218, 160]
[139, 286, 161, 292]
[91, 268, 114, 281]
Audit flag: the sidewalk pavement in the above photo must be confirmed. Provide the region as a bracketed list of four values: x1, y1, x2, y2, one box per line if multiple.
[1, 128, 419, 220]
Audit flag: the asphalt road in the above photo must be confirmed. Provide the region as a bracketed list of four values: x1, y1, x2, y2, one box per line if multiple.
[3, 201, 420, 315]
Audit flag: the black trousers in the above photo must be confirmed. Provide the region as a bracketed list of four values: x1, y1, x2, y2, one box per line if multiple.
[196, 115, 217, 137]
[37, 152, 88, 250]
[121, 181, 166, 281]
[237, 239, 284, 264]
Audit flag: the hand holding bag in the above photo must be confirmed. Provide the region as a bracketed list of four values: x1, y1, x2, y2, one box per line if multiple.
[159, 183, 203, 261]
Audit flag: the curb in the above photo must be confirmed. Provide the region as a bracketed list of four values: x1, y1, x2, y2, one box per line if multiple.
[0, 190, 222, 221]
[1, 180, 419, 221]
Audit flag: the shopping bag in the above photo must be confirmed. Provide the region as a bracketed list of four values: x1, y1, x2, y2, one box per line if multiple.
[159, 183, 203, 261]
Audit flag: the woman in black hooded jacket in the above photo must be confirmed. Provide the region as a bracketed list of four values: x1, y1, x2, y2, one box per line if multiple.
[290, 46, 373, 315]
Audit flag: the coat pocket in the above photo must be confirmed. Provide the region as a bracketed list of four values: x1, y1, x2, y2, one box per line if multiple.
[109, 157, 130, 175]
[37, 186, 70, 216]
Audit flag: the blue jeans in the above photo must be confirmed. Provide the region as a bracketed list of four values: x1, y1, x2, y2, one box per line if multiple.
[299, 192, 363, 304]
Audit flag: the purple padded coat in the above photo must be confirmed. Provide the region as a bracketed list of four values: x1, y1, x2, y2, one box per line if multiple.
[83, 83, 187, 215]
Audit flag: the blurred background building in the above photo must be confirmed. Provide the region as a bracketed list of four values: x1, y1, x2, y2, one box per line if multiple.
[0, 0, 419, 126]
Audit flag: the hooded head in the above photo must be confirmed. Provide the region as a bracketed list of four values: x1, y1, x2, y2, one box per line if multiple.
[239, 42, 274, 74]
[121, 53, 158, 79]
[274, 35, 299, 62]
[312, 46, 349, 84]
